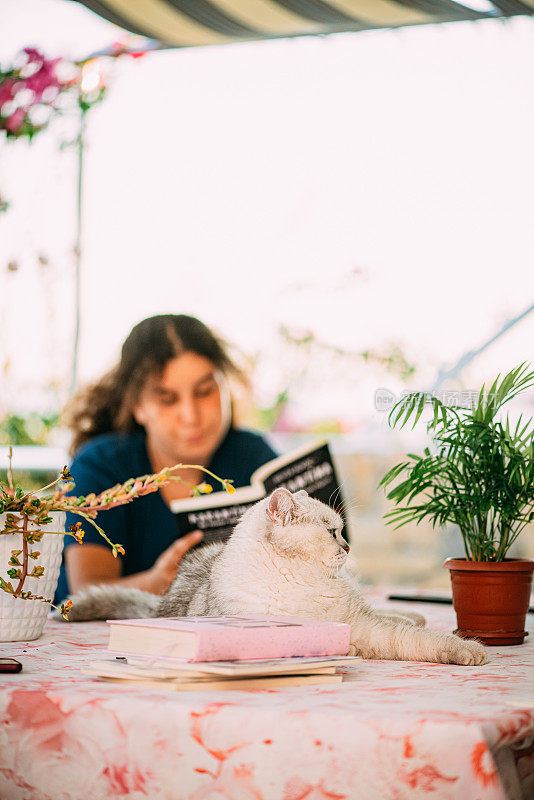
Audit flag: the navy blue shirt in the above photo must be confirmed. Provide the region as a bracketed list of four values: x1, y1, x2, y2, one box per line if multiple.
[55, 428, 276, 603]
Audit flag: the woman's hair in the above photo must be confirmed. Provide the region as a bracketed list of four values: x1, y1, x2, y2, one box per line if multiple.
[63, 314, 245, 455]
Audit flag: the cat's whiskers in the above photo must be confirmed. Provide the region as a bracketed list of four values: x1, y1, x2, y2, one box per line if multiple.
[330, 484, 355, 520]
[328, 482, 346, 511]
[337, 496, 360, 517]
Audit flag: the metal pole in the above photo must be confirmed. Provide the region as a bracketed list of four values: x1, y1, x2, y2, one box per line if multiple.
[70, 108, 85, 395]
[431, 300, 534, 393]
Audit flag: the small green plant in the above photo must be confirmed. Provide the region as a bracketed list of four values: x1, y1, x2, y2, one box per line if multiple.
[0, 412, 59, 446]
[0, 449, 233, 617]
[379, 363, 534, 562]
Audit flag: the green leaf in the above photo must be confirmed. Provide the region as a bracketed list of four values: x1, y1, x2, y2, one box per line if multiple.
[7, 568, 21, 579]
[377, 462, 407, 489]
[474, 383, 486, 420]
[432, 398, 440, 431]
[412, 393, 426, 429]
[399, 396, 417, 430]
[29, 566, 44, 578]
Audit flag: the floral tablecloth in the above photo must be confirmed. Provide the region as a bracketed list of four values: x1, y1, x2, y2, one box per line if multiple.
[0, 593, 533, 800]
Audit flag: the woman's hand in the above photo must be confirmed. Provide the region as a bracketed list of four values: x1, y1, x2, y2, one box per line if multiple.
[149, 530, 203, 594]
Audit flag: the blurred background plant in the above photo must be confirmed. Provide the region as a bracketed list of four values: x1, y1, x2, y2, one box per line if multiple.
[0, 47, 72, 141]
[0, 44, 126, 145]
[0, 412, 59, 446]
[248, 322, 417, 433]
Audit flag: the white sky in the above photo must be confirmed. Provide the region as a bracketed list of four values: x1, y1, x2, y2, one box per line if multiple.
[1, 0, 534, 434]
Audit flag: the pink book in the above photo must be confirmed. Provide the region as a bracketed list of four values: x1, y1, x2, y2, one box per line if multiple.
[106, 614, 351, 662]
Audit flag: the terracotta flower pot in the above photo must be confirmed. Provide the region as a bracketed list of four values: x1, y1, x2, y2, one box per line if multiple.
[444, 558, 534, 646]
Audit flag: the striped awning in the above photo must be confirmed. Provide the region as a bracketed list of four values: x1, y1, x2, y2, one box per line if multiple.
[74, 0, 534, 47]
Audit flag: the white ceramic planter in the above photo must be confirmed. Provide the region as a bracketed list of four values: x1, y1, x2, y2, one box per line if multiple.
[0, 511, 65, 641]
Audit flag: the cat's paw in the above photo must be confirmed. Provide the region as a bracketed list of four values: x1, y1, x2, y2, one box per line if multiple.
[438, 636, 487, 666]
[347, 643, 360, 656]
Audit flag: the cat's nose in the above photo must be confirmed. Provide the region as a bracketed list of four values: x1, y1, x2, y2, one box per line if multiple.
[341, 541, 350, 553]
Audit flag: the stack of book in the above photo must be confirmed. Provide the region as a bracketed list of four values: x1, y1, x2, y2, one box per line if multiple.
[85, 614, 359, 691]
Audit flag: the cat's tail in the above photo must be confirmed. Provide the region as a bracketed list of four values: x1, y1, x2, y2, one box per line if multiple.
[57, 585, 160, 622]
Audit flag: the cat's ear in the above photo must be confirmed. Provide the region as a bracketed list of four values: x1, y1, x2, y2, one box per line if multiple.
[266, 488, 297, 526]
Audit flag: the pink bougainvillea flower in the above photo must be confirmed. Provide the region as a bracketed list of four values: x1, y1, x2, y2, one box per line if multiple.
[0, 79, 16, 109]
[23, 47, 43, 63]
[5, 107, 25, 133]
[25, 58, 63, 101]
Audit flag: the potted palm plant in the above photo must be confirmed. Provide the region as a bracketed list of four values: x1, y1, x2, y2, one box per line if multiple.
[379, 363, 534, 645]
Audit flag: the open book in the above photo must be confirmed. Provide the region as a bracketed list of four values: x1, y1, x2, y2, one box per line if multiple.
[170, 439, 346, 544]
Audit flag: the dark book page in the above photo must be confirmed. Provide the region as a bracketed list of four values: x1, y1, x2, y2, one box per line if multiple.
[175, 497, 261, 545]
[172, 442, 348, 544]
[261, 443, 348, 536]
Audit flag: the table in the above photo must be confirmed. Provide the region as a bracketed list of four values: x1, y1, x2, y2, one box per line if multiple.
[1, 594, 533, 800]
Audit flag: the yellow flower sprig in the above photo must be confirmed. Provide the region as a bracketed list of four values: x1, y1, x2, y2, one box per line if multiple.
[1, 455, 235, 614]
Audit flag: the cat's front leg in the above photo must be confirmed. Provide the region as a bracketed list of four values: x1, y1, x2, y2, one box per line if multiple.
[373, 609, 426, 627]
[349, 612, 487, 665]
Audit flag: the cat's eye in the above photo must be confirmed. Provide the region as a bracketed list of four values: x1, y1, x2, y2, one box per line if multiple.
[327, 528, 337, 536]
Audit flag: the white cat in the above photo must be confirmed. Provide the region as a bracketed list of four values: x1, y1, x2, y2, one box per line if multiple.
[64, 488, 487, 666]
